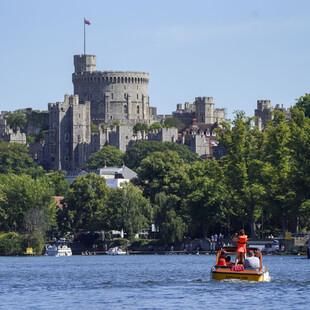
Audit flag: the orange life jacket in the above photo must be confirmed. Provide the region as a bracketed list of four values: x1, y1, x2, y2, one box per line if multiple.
[237, 235, 248, 248]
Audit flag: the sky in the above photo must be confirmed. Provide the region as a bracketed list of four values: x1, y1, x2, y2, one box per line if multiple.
[1, 0, 310, 120]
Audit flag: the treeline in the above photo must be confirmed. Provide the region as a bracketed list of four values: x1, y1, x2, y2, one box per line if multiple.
[1, 96, 310, 253]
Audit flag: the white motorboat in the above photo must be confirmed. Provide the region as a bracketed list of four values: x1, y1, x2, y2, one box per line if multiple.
[106, 247, 127, 255]
[45, 241, 72, 257]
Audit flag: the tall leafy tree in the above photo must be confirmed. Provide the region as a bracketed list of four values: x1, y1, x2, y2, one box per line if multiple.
[105, 183, 152, 237]
[0, 174, 56, 234]
[294, 93, 310, 118]
[124, 140, 198, 171]
[217, 111, 266, 237]
[0, 141, 37, 175]
[136, 150, 188, 202]
[87, 145, 124, 169]
[262, 111, 294, 235]
[59, 173, 110, 232]
[181, 159, 228, 238]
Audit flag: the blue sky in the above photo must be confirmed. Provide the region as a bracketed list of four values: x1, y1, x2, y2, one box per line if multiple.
[1, 0, 310, 120]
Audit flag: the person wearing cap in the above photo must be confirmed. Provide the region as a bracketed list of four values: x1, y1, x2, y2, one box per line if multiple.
[217, 250, 228, 266]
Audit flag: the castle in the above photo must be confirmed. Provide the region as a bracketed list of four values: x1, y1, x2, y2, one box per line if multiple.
[3, 53, 293, 170]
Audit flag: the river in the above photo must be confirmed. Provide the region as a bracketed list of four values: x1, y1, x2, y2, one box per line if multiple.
[0, 254, 309, 309]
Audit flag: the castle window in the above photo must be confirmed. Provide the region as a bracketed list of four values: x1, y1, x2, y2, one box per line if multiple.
[137, 85, 139, 90]
[110, 77, 112, 83]
[118, 77, 120, 83]
[137, 94, 139, 100]
[114, 77, 116, 83]
[121, 77, 124, 83]
[125, 77, 127, 83]
[123, 105, 128, 114]
[111, 85, 113, 90]
[65, 156, 69, 161]
[78, 135, 80, 142]
[136, 105, 140, 114]
[111, 93, 114, 99]
[65, 133, 70, 142]
[124, 93, 127, 99]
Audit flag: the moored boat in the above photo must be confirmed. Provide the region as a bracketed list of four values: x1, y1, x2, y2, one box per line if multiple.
[211, 247, 270, 282]
[106, 247, 127, 255]
[45, 241, 72, 257]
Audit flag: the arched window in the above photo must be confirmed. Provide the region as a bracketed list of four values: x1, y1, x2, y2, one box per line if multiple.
[136, 105, 140, 114]
[118, 77, 120, 83]
[121, 77, 124, 83]
[125, 77, 127, 83]
[114, 77, 116, 83]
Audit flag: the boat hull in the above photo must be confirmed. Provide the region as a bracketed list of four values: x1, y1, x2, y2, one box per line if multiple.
[211, 268, 269, 282]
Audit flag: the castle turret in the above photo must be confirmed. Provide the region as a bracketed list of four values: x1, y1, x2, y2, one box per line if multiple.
[74, 55, 96, 73]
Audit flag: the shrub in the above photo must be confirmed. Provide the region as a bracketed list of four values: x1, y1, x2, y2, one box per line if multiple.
[0, 232, 23, 255]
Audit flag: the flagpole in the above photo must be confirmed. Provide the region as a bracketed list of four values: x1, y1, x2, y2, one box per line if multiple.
[84, 18, 86, 55]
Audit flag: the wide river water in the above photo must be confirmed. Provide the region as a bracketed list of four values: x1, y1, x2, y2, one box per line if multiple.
[0, 254, 309, 309]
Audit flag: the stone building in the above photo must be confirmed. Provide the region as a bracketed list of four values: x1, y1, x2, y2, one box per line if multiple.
[173, 97, 226, 127]
[72, 54, 154, 126]
[47, 94, 91, 171]
[0, 112, 26, 144]
[254, 100, 291, 130]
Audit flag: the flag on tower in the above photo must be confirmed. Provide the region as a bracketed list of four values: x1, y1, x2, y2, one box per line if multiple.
[84, 18, 91, 25]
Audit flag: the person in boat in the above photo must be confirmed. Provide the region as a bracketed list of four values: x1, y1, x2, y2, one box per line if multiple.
[217, 250, 228, 266]
[232, 229, 247, 266]
[225, 255, 234, 267]
[244, 250, 260, 269]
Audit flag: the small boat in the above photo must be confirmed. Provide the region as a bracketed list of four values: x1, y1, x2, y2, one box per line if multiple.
[211, 247, 270, 282]
[106, 247, 127, 255]
[45, 241, 72, 257]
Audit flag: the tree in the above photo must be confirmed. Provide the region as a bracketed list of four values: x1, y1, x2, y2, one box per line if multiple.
[45, 171, 69, 196]
[136, 150, 188, 202]
[164, 118, 185, 131]
[217, 111, 266, 237]
[154, 192, 186, 245]
[149, 122, 162, 131]
[0, 141, 37, 175]
[294, 93, 310, 118]
[59, 173, 110, 232]
[124, 140, 198, 171]
[105, 183, 152, 237]
[262, 111, 293, 235]
[133, 122, 148, 133]
[181, 159, 228, 238]
[6, 109, 27, 130]
[87, 145, 124, 169]
[0, 174, 57, 234]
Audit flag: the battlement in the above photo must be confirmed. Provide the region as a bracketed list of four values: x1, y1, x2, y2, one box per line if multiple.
[74, 54, 96, 73]
[257, 100, 271, 110]
[195, 97, 214, 104]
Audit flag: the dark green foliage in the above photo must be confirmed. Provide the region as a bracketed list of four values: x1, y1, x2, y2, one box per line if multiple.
[133, 122, 148, 133]
[91, 122, 99, 132]
[6, 110, 27, 130]
[124, 140, 198, 171]
[87, 145, 124, 169]
[149, 122, 162, 131]
[45, 171, 69, 196]
[295, 93, 310, 118]
[109, 238, 127, 247]
[164, 118, 185, 131]
[0, 141, 37, 175]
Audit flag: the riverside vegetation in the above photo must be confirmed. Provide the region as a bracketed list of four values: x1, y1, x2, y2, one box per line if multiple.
[1, 95, 310, 255]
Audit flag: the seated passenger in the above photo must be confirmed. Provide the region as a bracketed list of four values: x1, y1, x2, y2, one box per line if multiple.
[244, 251, 260, 269]
[217, 250, 228, 266]
[225, 255, 234, 266]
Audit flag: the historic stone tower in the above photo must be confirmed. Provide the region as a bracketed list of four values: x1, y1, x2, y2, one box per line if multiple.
[48, 94, 91, 171]
[195, 97, 225, 124]
[72, 55, 150, 126]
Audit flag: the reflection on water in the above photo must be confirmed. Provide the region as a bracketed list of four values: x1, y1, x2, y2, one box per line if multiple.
[0, 255, 309, 309]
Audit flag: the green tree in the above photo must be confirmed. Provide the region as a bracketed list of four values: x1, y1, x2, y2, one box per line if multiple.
[0, 174, 57, 234]
[262, 111, 294, 235]
[124, 140, 198, 171]
[87, 145, 124, 169]
[288, 108, 310, 231]
[136, 150, 188, 202]
[0, 141, 37, 175]
[6, 109, 27, 130]
[90, 122, 99, 133]
[45, 171, 69, 196]
[181, 159, 228, 238]
[217, 111, 266, 237]
[133, 122, 148, 133]
[149, 122, 162, 131]
[106, 183, 152, 237]
[164, 118, 185, 131]
[154, 192, 186, 244]
[59, 173, 110, 232]
[294, 93, 310, 118]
